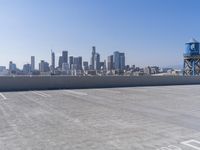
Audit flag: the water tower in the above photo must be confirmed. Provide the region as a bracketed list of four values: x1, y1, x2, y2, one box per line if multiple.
[183, 38, 200, 75]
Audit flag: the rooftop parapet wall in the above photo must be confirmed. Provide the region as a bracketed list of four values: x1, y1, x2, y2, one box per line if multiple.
[0, 76, 200, 91]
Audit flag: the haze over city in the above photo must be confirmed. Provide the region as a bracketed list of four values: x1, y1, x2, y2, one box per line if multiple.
[0, 0, 200, 68]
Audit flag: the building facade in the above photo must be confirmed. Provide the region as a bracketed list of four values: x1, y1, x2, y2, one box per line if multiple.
[73, 57, 82, 70]
[94, 53, 100, 70]
[9, 61, 17, 73]
[69, 56, 74, 70]
[58, 56, 63, 69]
[51, 51, 55, 74]
[90, 46, 96, 70]
[39, 60, 50, 72]
[107, 55, 114, 70]
[113, 51, 125, 70]
[31, 56, 35, 71]
[23, 64, 31, 74]
[62, 51, 68, 64]
[83, 61, 89, 71]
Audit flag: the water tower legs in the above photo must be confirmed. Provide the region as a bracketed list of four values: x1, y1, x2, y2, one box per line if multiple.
[183, 57, 200, 75]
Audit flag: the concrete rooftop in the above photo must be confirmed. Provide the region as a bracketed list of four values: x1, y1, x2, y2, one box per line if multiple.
[0, 85, 200, 150]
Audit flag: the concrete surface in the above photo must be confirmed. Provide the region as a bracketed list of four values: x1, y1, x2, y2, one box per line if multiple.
[1, 75, 200, 91]
[0, 85, 200, 150]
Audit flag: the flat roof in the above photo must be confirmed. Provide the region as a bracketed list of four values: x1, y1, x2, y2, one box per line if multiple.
[0, 85, 200, 150]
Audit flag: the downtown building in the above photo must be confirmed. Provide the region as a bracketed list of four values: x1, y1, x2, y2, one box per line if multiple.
[51, 50, 55, 74]
[71, 56, 82, 75]
[107, 55, 114, 70]
[31, 56, 35, 72]
[94, 53, 100, 70]
[23, 64, 31, 74]
[113, 51, 125, 71]
[90, 46, 96, 70]
[58, 50, 68, 70]
[39, 60, 50, 74]
[9, 61, 17, 74]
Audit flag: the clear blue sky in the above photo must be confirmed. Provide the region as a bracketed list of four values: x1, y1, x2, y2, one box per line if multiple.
[0, 0, 199, 69]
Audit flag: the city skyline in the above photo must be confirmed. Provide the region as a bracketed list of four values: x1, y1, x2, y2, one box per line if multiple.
[3, 45, 180, 77]
[4, 47, 130, 76]
[1, 0, 200, 68]
[5, 47, 126, 70]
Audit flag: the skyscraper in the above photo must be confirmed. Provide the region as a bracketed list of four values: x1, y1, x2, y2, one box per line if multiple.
[107, 55, 114, 70]
[90, 46, 96, 70]
[62, 51, 68, 64]
[69, 56, 74, 70]
[31, 56, 35, 71]
[73, 57, 82, 70]
[83, 61, 89, 71]
[9, 61, 17, 72]
[103, 60, 107, 71]
[94, 53, 100, 70]
[39, 60, 50, 72]
[58, 56, 63, 68]
[51, 50, 55, 73]
[113, 51, 125, 70]
[120, 53, 125, 70]
[62, 63, 69, 72]
[23, 64, 31, 74]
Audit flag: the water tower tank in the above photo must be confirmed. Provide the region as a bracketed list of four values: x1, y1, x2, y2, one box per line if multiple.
[184, 38, 200, 56]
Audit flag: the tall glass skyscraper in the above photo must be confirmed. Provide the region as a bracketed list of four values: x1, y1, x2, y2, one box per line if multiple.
[73, 56, 82, 70]
[62, 51, 68, 64]
[113, 51, 125, 70]
[58, 56, 63, 69]
[31, 56, 35, 71]
[107, 55, 114, 70]
[51, 50, 55, 73]
[90, 46, 96, 70]
[94, 53, 100, 70]
[69, 56, 74, 70]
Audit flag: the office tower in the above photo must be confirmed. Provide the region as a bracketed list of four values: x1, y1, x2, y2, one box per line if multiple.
[23, 64, 31, 74]
[62, 51, 68, 64]
[94, 53, 100, 70]
[77, 56, 82, 70]
[9, 61, 17, 72]
[69, 56, 74, 70]
[113, 51, 125, 70]
[39, 60, 50, 72]
[83, 61, 89, 71]
[113, 51, 120, 70]
[73, 58, 78, 70]
[78, 57, 82, 70]
[120, 53, 125, 70]
[51, 50, 55, 73]
[107, 55, 114, 70]
[58, 56, 63, 68]
[62, 63, 69, 72]
[90, 46, 96, 70]
[9, 61, 12, 72]
[103, 60, 106, 71]
[31, 56, 35, 71]
[73, 57, 82, 70]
